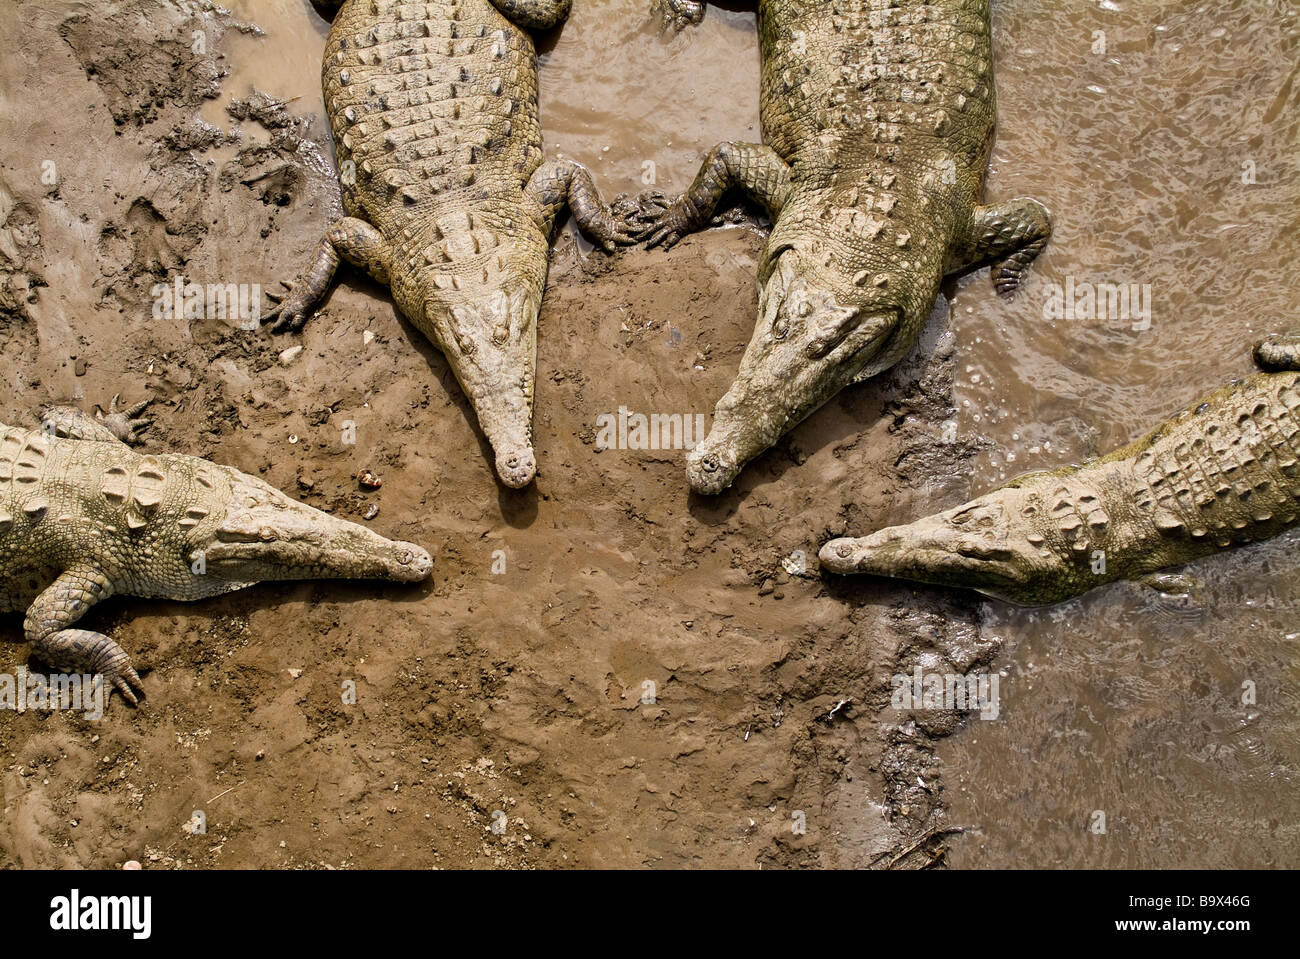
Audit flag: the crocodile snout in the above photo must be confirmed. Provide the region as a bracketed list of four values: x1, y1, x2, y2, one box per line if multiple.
[686, 445, 738, 495]
[496, 446, 537, 488]
[393, 542, 434, 581]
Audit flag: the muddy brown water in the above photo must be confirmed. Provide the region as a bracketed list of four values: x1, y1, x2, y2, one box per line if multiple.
[1, 0, 1296, 868]
[940, 0, 1300, 868]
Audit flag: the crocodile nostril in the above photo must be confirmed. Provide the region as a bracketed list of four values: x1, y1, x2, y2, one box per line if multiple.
[836, 543, 852, 558]
[399, 550, 412, 565]
[506, 455, 520, 469]
[701, 455, 718, 472]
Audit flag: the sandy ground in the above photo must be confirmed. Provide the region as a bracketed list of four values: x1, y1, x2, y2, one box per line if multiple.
[0, 0, 1000, 868]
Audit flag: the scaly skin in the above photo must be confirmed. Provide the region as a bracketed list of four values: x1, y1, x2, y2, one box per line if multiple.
[267, 0, 640, 488]
[648, 0, 1050, 494]
[0, 407, 431, 704]
[820, 339, 1300, 606]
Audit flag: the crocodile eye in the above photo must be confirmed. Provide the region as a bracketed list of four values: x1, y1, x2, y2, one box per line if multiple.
[773, 321, 789, 340]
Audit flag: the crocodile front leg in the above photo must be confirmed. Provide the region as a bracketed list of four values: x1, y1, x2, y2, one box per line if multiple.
[264, 217, 392, 334]
[524, 159, 642, 251]
[25, 566, 143, 705]
[489, 0, 571, 30]
[643, 141, 792, 249]
[951, 199, 1052, 297]
[40, 399, 151, 445]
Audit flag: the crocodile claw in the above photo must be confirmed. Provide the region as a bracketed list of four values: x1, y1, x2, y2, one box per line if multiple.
[1254, 331, 1300, 371]
[612, 190, 674, 245]
[589, 204, 645, 253]
[68, 630, 146, 706]
[97, 395, 153, 445]
[261, 280, 312, 333]
[637, 192, 693, 249]
[104, 657, 145, 706]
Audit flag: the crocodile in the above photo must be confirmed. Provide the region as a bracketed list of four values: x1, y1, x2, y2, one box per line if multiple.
[266, 0, 640, 488]
[0, 405, 432, 704]
[648, 0, 1051, 494]
[819, 336, 1300, 606]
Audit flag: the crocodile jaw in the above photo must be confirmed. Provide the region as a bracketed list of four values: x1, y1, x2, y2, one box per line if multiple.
[819, 492, 1063, 606]
[687, 254, 896, 494]
[198, 473, 432, 584]
[416, 261, 545, 489]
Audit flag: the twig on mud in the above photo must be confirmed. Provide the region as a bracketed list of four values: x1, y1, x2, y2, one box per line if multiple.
[875, 825, 966, 870]
[207, 782, 243, 804]
[816, 697, 853, 723]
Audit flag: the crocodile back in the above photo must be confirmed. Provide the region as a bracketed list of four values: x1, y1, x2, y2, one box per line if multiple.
[759, 0, 995, 181]
[754, 0, 997, 370]
[1115, 371, 1300, 554]
[325, 0, 544, 236]
[0, 428, 234, 610]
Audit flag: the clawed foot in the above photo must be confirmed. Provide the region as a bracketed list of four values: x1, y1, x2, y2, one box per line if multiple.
[261, 279, 313, 334]
[79, 630, 145, 706]
[586, 200, 652, 253]
[97, 395, 152, 445]
[609, 190, 676, 247]
[990, 263, 1026, 299]
[1254, 331, 1300, 372]
[655, 0, 704, 30]
[102, 655, 145, 706]
[630, 190, 694, 249]
[40, 629, 146, 707]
